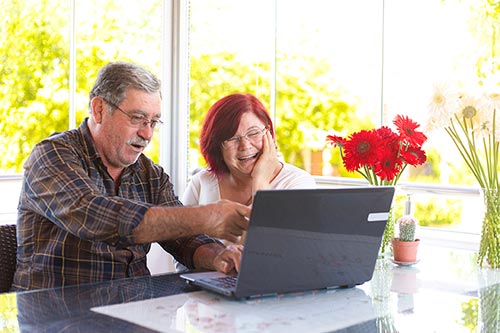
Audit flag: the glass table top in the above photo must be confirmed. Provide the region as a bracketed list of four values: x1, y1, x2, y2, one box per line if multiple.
[1, 242, 499, 332]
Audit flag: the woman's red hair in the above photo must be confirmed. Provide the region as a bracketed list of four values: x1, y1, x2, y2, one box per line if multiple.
[200, 93, 275, 176]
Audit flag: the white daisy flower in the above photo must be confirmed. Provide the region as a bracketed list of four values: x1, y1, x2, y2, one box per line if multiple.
[426, 83, 459, 132]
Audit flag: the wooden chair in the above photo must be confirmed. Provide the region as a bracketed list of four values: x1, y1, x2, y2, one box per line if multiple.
[0, 224, 17, 293]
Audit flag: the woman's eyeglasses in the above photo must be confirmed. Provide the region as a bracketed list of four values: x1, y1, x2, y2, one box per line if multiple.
[221, 126, 268, 150]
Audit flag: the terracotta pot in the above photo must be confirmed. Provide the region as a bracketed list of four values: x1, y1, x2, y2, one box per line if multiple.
[392, 238, 420, 262]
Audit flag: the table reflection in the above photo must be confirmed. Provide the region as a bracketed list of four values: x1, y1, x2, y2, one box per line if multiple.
[93, 287, 378, 333]
[13, 274, 195, 333]
[175, 288, 377, 333]
[2, 244, 500, 333]
[17, 277, 155, 332]
[364, 254, 500, 333]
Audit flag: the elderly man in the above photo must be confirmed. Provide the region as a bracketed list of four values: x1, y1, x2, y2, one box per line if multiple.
[13, 62, 249, 291]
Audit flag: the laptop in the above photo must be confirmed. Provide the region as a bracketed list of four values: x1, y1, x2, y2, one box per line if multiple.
[181, 186, 395, 299]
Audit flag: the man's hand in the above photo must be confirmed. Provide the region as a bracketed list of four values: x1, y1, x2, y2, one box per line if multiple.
[202, 200, 250, 243]
[193, 243, 243, 273]
[213, 244, 244, 273]
[134, 199, 250, 244]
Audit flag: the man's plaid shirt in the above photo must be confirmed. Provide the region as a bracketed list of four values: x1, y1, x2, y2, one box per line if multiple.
[13, 119, 219, 290]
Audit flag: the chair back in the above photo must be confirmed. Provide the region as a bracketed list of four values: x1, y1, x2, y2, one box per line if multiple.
[0, 224, 17, 293]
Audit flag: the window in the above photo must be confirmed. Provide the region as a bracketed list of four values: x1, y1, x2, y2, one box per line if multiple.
[187, 0, 383, 176]
[1, 0, 497, 245]
[186, 0, 498, 240]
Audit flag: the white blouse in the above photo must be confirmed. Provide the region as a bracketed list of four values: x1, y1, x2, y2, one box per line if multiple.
[175, 163, 316, 272]
[181, 163, 316, 206]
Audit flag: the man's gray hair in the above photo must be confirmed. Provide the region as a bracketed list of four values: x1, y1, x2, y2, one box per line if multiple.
[89, 62, 161, 109]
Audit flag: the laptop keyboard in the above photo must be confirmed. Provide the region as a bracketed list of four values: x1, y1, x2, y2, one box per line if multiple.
[203, 275, 237, 289]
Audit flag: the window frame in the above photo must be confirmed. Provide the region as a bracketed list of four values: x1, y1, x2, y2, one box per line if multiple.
[159, 0, 191, 196]
[66, 0, 191, 195]
[1, 0, 481, 250]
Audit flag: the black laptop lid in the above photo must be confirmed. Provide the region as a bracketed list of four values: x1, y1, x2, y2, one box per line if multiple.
[234, 187, 395, 298]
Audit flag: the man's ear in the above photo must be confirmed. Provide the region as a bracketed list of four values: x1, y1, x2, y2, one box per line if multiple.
[90, 97, 105, 123]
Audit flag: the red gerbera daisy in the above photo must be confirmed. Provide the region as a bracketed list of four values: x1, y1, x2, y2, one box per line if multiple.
[326, 114, 427, 186]
[376, 126, 399, 141]
[400, 146, 427, 166]
[343, 130, 380, 171]
[326, 134, 346, 148]
[376, 126, 401, 155]
[393, 114, 427, 147]
[375, 150, 402, 181]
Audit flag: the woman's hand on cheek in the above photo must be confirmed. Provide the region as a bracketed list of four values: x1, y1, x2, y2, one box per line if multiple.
[251, 130, 279, 190]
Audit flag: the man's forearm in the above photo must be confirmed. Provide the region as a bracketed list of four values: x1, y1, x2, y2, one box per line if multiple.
[132, 200, 249, 245]
[132, 205, 208, 244]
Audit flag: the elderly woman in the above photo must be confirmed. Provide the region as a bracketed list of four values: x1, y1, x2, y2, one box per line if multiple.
[175, 94, 316, 271]
[175, 93, 315, 271]
[183, 93, 315, 206]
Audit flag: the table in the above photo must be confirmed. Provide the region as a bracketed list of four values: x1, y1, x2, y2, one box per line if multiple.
[1, 243, 499, 332]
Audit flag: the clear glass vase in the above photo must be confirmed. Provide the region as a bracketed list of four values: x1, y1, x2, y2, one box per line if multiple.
[379, 208, 394, 257]
[478, 268, 500, 332]
[371, 258, 397, 332]
[479, 188, 500, 268]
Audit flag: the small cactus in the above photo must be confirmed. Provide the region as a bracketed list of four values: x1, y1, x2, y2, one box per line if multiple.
[397, 215, 418, 242]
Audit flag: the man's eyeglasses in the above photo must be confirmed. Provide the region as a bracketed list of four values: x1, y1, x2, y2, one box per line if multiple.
[221, 126, 269, 150]
[100, 97, 163, 129]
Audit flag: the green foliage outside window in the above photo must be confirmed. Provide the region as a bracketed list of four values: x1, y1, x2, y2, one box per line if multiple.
[189, 52, 372, 172]
[0, 1, 70, 172]
[1, 0, 496, 232]
[390, 195, 459, 229]
[0, 0, 161, 172]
